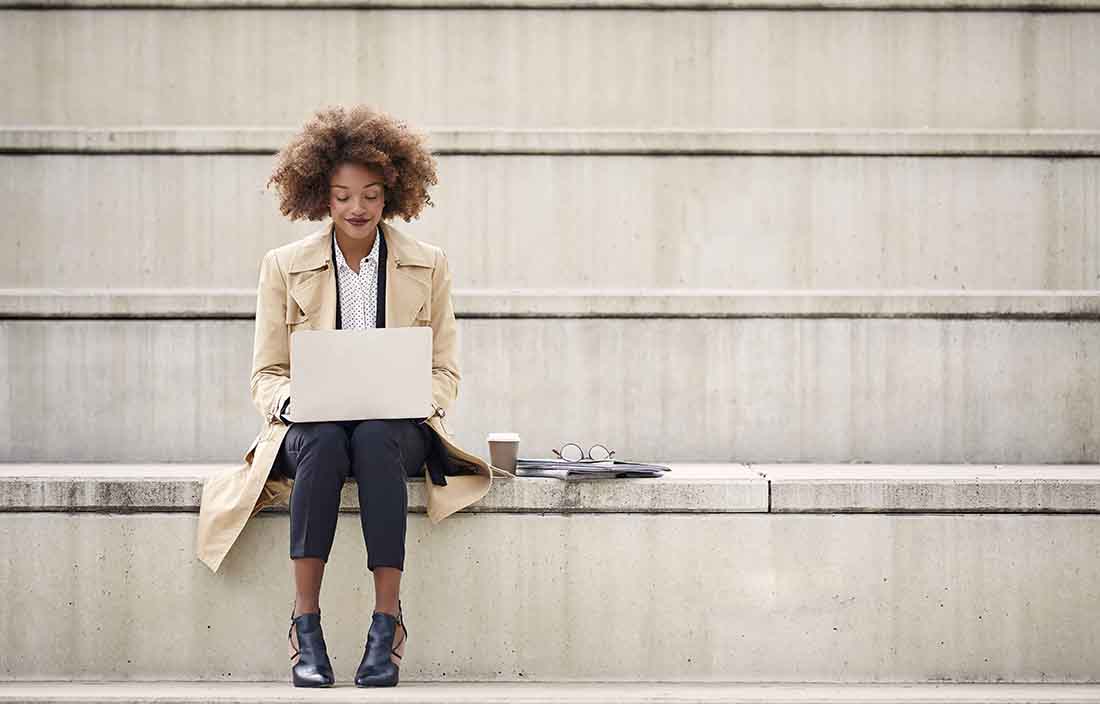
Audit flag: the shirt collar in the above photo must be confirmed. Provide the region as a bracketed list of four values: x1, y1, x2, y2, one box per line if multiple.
[333, 225, 381, 273]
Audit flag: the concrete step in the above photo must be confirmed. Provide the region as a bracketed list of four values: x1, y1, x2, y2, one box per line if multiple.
[5, 682, 1100, 703]
[4, 153, 1100, 290]
[2, 317, 1097, 463]
[5, 463, 1100, 514]
[9, 127, 1100, 155]
[0, 463, 769, 514]
[8, 0, 1100, 6]
[2, 10, 1097, 130]
[5, 290, 1099, 319]
[2, 464, 1099, 682]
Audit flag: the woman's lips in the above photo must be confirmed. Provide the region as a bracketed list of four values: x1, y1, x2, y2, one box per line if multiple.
[347, 218, 370, 226]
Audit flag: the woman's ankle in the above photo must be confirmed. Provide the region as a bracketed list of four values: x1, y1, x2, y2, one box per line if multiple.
[373, 600, 399, 618]
[293, 598, 320, 619]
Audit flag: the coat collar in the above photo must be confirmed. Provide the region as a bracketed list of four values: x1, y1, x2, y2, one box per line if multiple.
[285, 219, 435, 329]
[288, 219, 433, 273]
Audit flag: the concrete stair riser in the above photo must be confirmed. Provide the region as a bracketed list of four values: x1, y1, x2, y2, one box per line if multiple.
[4, 155, 1100, 290]
[3, 317, 1098, 463]
[3, 510, 1100, 681]
[2, 11, 1099, 129]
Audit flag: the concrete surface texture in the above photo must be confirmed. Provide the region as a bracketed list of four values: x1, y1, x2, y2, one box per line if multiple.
[3, 11, 1099, 129]
[2, 318, 1097, 463]
[4, 154, 1100, 289]
[6, 682, 1100, 703]
[4, 464, 1100, 684]
[0, 463, 770, 513]
[3, 0, 1100, 695]
[2, 290, 1100, 318]
[6, 463, 1100, 513]
[3, 509, 1100, 681]
[7, 0, 1100, 5]
[7, 126, 1100, 155]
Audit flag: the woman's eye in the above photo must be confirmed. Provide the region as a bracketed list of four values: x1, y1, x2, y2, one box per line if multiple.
[367, 195, 378, 201]
[336, 197, 348, 202]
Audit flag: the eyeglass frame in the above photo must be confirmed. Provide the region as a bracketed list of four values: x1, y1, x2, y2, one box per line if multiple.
[552, 442, 616, 462]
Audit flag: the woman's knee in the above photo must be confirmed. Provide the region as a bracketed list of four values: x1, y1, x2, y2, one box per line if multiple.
[349, 419, 401, 454]
[290, 422, 350, 461]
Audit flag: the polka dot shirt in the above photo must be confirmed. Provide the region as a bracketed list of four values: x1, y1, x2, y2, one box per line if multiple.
[332, 227, 382, 331]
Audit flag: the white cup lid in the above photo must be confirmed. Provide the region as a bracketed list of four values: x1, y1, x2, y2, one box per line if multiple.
[487, 432, 520, 442]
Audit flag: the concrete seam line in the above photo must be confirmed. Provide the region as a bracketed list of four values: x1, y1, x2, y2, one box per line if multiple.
[4, 0, 1100, 8]
[3, 127, 1100, 157]
[3, 289, 1099, 320]
[3, 507, 1099, 514]
[5, 313, 1100, 321]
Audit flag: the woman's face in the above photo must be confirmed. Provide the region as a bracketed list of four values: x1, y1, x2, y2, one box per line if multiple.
[328, 162, 385, 241]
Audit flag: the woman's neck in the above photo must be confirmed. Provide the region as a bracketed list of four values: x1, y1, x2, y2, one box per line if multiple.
[334, 225, 378, 272]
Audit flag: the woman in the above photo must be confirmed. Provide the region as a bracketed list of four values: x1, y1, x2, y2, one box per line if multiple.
[194, 104, 511, 688]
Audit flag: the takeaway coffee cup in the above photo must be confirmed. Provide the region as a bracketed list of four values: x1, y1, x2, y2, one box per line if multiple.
[487, 432, 520, 473]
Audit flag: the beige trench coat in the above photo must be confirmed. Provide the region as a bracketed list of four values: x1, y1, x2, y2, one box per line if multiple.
[195, 219, 512, 573]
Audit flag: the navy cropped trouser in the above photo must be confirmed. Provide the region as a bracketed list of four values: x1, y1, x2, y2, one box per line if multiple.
[272, 418, 433, 571]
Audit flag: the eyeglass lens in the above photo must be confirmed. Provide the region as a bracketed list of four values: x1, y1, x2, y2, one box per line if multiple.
[557, 443, 611, 461]
[558, 443, 583, 461]
[588, 444, 611, 460]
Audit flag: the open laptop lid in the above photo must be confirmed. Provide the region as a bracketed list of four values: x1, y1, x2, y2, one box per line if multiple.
[289, 327, 433, 422]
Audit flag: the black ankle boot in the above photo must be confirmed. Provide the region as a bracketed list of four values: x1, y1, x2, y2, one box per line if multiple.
[355, 601, 406, 687]
[288, 608, 335, 687]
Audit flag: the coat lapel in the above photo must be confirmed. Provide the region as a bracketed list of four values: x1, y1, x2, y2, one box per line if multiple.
[383, 220, 435, 328]
[286, 227, 336, 330]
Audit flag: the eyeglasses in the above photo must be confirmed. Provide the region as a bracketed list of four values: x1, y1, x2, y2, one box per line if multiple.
[552, 442, 616, 462]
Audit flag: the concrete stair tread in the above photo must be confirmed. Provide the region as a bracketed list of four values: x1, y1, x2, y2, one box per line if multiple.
[0, 463, 234, 480]
[0, 462, 769, 513]
[0, 461, 755, 480]
[756, 464, 1100, 481]
[5, 289, 1099, 319]
[7, 127, 1100, 156]
[2, 463, 1100, 513]
[759, 464, 1100, 512]
[6, 682, 1100, 703]
[4, 461, 1098, 481]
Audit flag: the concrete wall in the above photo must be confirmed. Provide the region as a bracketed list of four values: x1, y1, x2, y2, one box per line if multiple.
[4, 317, 1097, 463]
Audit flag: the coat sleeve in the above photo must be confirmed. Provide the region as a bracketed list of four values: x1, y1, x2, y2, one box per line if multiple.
[428, 247, 461, 418]
[250, 249, 292, 423]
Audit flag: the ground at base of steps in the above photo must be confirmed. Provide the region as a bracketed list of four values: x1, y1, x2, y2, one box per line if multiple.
[3, 681, 1100, 704]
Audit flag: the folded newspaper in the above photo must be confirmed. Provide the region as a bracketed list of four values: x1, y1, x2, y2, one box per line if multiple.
[514, 457, 671, 480]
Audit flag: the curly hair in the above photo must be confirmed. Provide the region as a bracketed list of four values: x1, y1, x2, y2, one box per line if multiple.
[266, 104, 438, 222]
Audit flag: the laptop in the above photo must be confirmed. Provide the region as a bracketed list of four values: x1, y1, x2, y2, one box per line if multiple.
[289, 327, 433, 422]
